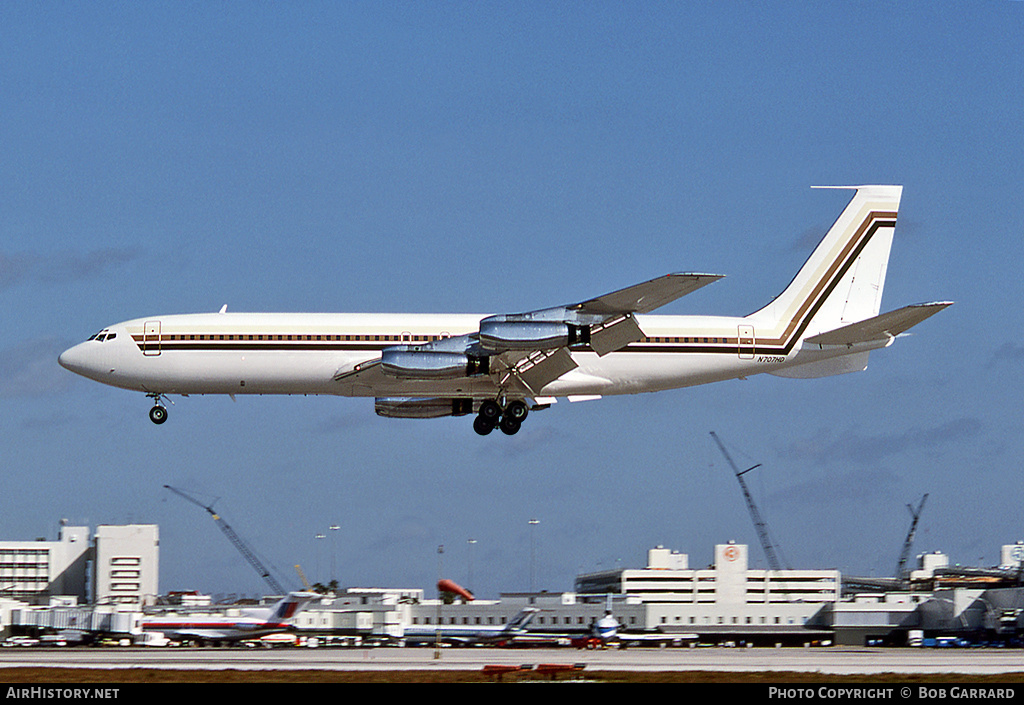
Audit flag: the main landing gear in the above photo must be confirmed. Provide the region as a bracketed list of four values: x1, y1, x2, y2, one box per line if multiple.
[147, 393, 168, 425]
[473, 399, 528, 436]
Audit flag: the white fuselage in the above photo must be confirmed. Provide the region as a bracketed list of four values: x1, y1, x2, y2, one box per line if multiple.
[56, 311, 875, 401]
[140, 613, 292, 641]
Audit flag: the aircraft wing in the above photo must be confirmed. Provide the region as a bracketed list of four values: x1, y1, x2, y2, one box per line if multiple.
[804, 302, 953, 346]
[571, 272, 723, 315]
[483, 273, 721, 389]
[339, 273, 723, 395]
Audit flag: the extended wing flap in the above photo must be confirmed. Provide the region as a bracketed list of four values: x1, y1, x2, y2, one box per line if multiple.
[804, 302, 953, 346]
[573, 273, 723, 316]
[498, 347, 578, 394]
[590, 314, 644, 356]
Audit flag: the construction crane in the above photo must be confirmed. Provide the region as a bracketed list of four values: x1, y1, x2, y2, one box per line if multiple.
[163, 485, 287, 595]
[710, 431, 789, 572]
[895, 493, 928, 584]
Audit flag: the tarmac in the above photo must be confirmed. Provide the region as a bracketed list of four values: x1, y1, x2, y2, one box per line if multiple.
[2, 645, 1024, 676]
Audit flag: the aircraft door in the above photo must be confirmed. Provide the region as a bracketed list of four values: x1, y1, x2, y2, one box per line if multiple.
[143, 321, 162, 356]
[737, 324, 754, 360]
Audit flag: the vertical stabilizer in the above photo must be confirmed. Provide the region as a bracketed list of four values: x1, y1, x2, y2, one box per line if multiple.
[269, 592, 318, 621]
[748, 186, 902, 350]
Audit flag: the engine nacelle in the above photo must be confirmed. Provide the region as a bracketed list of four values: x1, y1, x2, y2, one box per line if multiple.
[380, 349, 488, 379]
[479, 320, 589, 351]
[375, 397, 473, 419]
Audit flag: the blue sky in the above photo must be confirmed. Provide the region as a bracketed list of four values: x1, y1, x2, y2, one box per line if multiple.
[2, 2, 1022, 599]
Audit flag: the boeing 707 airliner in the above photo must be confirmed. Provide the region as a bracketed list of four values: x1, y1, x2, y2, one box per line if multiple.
[59, 186, 950, 436]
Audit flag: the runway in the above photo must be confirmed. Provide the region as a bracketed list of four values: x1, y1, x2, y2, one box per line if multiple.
[3, 646, 1024, 676]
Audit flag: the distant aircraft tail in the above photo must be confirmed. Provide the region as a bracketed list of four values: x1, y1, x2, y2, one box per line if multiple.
[268, 591, 318, 622]
[504, 607, 540, 633]
[747, 185, 902, 349]
[593, 593, 621, 640]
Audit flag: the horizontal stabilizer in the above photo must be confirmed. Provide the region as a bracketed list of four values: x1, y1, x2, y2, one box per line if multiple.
[804, 302, 953, 347]
[573, 273, 722, 316]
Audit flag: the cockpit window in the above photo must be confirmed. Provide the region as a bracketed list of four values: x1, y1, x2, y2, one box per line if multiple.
[88, 329, 114, 342]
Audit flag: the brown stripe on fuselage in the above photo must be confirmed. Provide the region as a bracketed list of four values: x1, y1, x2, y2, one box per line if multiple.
[753, 211, 896, 352]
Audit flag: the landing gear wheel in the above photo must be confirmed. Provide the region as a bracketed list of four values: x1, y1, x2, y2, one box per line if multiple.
[506, 400, 528, 422]
[149, 405, 168, 425]
[473, 415, 495, 436]
[499, 415, 521, 435]
[479, 400, 502, 421]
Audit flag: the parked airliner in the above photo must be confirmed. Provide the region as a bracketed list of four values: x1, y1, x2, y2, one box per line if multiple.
[589, 598, 697, 647]
[401, 607, 540, 646]
[140, 591, 318, 643]
[59, 186, 950, 436]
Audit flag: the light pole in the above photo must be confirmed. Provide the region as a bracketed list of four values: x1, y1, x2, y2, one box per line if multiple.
[529, 518, 539, 592]
[329, 524, 340, 586]
[314, 533, 325, 584]
[467, 538, 477, 595]
[435, 544, 444, 659]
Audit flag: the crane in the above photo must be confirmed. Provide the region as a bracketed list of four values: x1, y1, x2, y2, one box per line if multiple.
[163, 485, 288, 595]
[709, 431, 790, 572]
[895, 493, 928, 584]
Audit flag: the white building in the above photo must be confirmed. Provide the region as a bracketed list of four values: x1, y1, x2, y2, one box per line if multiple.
[572, 542, 841, 642]
[0, 524, 91, 603]
[577, 543, 840, 604]
[0, 522, 159, 608]
[93, 524, 159, 606]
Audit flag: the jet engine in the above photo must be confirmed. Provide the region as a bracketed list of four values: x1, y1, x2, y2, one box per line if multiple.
[380, 350, 488, 379]
[375, 397, 474, 419]
[479, 320, 590, 351]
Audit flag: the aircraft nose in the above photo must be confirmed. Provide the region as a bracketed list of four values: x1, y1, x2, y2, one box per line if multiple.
[58, 342, 99, 378]
[58, 344, 81, 370]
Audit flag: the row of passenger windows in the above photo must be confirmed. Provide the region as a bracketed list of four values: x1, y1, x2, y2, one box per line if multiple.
[409, 615, 618, 626]
[645, 337, 728, 344]
[147, 333, 730, 344]
[154, 333, 446, 342]
[660, 615, 804, 625]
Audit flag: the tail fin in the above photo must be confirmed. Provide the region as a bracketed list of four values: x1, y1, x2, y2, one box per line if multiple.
[269, 591, 318, 621]
[504, 607, 540, 632]
[747, 186, 902, 351]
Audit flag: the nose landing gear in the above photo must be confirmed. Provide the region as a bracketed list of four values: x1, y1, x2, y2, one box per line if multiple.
[146, 393, 169, 425]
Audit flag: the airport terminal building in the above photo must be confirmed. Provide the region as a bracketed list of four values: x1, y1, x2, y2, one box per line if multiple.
[288, 542, 842, 645]
[0, 522, 158, 606]
[7, 524, 1024, 647]
[570, 542, 840, 643]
